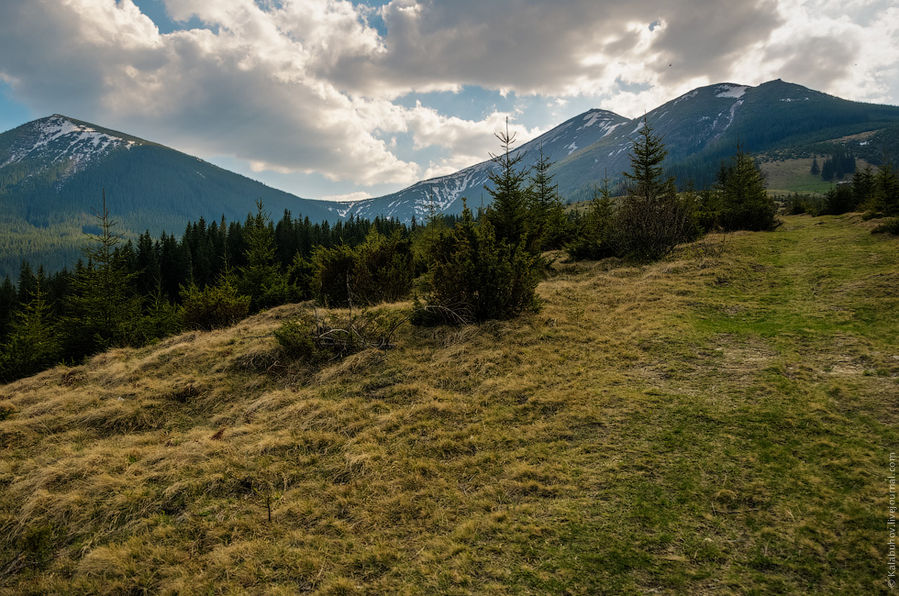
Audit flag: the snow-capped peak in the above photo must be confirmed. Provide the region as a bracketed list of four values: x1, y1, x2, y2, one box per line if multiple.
[580, 109, 614, 129]
[1, 115, 139, 172]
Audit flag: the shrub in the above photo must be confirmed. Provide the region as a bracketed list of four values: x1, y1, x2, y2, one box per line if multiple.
[181, 276, 251, 330]
[616, 188, 695, 261]
[312, 232, 414, 307]
[567, 188, 617, 261]
[350, 232, 414, 304]
[784, 193, 823, 216]
[311, 244, 357, 307]
[413, 204, 541, 325]
[275, 308, 407, 362]
[872, 217, 899, 235]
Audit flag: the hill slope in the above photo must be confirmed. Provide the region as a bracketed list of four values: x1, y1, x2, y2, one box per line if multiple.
[1, 215, 896, 593]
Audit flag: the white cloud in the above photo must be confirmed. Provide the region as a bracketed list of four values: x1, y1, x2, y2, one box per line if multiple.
[0, 0, 419, 186]
[320, 190, 372, 201]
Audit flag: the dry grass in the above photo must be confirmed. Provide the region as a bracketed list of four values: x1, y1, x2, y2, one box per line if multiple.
[0, 214, 896, 594]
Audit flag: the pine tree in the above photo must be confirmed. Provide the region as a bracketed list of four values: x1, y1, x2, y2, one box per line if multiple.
[810, 156, 820, 176]
[873, 163, 899, 216]
[624, 119, 670, 200]
[485, 118, 531, 249]
[0, 282, 61, 382]
[852, 166, 876, 207]
[528, 146, 568, 250]
[821, 157, 834, 181]
[716, 148, 777, 231]
[0, 276, 16, 341]
[617, 118, 690, 260]
[239, 201, 288, 311]
[63, 191, 142, 358]
[17, 262, 37, 303]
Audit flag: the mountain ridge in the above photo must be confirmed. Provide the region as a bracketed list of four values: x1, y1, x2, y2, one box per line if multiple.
[347, 79, 899, 217]
[2, 79, 899, 277]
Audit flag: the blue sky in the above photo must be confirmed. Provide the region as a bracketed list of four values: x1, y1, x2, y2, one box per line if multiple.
[1, 0, 897, 201]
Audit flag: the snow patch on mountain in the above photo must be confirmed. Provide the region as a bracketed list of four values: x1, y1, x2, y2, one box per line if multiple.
[673, 90, 699, 106]
[715, 85, 748, 99]
[579, 110, 609, 129]
[604, 122, 627, 137]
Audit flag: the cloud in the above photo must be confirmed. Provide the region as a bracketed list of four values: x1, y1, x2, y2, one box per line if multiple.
[0, 0, 896, 197]
[320, 190, 373, 202]
[0, 0, 419, 186]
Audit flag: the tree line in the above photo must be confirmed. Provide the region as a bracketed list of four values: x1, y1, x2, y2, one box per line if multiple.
[810, 147, 856, 181]
[788, 163, 899, 224]
[1, 119, 783, 381]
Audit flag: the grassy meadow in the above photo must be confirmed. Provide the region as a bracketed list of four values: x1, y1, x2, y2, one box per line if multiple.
[0, 214, 896, 594]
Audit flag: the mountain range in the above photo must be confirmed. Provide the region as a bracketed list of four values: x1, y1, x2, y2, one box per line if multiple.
[2, 79, 899, 276]
[345, 79, 899, 220]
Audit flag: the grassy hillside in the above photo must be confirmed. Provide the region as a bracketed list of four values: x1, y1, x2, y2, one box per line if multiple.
[1, 215, 896, 593]
[757, 157, 881, 195]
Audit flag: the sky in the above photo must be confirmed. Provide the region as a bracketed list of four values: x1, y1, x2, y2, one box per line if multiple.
[0, 0, 897, 202]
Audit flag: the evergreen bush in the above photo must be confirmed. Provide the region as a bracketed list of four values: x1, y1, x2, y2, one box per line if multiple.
[413, 204, 541, 325]
[181, 275, 251, 330]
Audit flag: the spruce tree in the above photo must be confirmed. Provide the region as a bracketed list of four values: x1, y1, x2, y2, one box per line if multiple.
[239, 201, 288, 310]
[873, 163, 899, 216]
[0, 276, 16, 340]
[852, 166, 876, 207]
[821, 157, 834, 181]
[485, 118, 531, 249]
[63, 191, 142, 358]
[810, 156, 820, 176]
[716, 148, 777, 231]
[528, 146, 568, 250]
[618, 118, 690, 260]
[0, 282, 61, 382]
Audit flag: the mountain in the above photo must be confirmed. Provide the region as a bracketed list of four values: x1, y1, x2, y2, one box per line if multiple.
[342, 108, 631, 221]
[556, 79, 899, 193]
[3, 79, 899, 277]
[0, 115, 358, 227]
[347, 79, 899, 219]
[0, 115, 353, 276]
